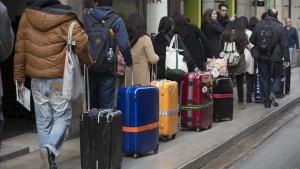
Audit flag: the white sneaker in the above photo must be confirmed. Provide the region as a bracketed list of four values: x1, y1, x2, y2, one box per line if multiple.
[39, 147, 49, 168]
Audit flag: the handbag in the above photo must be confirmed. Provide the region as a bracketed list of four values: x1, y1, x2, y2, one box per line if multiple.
[165, 34, 188, 81]
[62, 22, 83, 101]
[220, 42, 241, 67]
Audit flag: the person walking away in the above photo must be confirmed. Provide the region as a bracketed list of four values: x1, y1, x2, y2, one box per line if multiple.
[221, 18, 248, 110]
[85, 0, 133, 109]
[125, 13, 159, 86]
[172, 13, 210, 71]
[202, 9, 224, 58]
[250, 9, 289, 108]
[240, 16, 255, 103]
[0, 1, 14, 146]
[14, 1, 92, 168]
[217, 3, 230, 29]
[284, 17, 299, 95]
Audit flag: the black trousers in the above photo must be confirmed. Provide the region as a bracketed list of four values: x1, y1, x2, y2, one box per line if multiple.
[285, 65, 291, 94]
[246, 73, 255, 100]
[235, 73, 245, 103]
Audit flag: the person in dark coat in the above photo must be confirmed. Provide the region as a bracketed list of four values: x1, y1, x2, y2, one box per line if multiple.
[250, 9, 289, 108]
[202, 9, 224, 58]
[153, 17, 173, 79]
[172, 13, 211, 71]
[153, 16, 196, 79]
[221, 18, 248, 110]
[217, 3, 229, 29]
[0, 1, 14, 147]
[248, 16, 259, 32]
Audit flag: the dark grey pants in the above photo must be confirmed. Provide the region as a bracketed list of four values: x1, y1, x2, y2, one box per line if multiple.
[0, 97, 3, 144]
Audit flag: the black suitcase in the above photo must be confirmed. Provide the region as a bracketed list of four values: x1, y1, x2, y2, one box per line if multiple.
[255, 73, 263, 103]
[212, 77, 233, 121]
[80, 65, 122, 169]
[80, 109, 122, 169]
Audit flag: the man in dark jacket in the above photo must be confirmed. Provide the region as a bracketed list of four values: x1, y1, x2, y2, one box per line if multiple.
[250, 9, 289, 108]
[284, 17, 299, 95]
[0, 1, 14, 146]
[217, 3, 229, 29]
[87, 0, 132, 109]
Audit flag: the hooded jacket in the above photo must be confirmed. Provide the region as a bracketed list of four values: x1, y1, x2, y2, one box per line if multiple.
[90, 6, 132, 66]
[250, 16, 289, 62]
[14, 6, 92, 82]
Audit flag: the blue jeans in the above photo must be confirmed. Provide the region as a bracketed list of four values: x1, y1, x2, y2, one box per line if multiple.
[258, 59, 284, 106]
[89, 72, 116, 109]
[31, 78, 72, 156]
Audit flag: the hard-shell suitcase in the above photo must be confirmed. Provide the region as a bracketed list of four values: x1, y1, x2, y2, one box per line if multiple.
[80, 109, 122, 169]
[80, 65, 123, 169]
[212, 77, 233, 121]
[255, 73, 263, 103]
[117, 86, 159, 159]
[150, 80, 178, 142]
[181, 72, 213, 132]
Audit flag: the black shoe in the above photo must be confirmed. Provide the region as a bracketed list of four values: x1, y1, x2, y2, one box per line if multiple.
[276, 94, 284, 99]
[270, 96, 279, 107]
[46, 147, 57, 169]
[264, 103, 271, 108]
[285, 92, 290, 95]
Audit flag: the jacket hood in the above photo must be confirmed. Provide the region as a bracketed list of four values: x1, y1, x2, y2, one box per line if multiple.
[264, 16, 280, 23]
[25, 8, 76, 31]
[90, 6, 113, 20]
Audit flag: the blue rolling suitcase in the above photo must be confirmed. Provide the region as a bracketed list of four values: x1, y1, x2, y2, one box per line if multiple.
[117, 86, 159, 159]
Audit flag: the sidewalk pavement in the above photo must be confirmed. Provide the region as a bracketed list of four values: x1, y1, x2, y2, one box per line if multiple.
[1, 67, 300, 169]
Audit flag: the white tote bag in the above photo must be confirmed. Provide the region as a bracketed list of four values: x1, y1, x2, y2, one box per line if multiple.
[165, 34, 188, 72]
[62, 22, 83, 101]
[165, 34, 188, 81]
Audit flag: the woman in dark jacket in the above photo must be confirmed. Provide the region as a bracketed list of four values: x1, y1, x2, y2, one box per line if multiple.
[153, 17, 174, 79]
[202, 9, 224, 58]
[172, 14, 211, 71]
[221, 18, 249, 110]
[153, 16, 196, 79]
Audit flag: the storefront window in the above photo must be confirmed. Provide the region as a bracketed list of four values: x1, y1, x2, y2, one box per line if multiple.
[112, 0, 146, 21]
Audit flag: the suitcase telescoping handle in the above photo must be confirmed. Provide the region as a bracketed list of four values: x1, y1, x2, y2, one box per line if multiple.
[124, 66, 134, 87]
[82, 64, 90, 112]
[151, 64, 157, 81]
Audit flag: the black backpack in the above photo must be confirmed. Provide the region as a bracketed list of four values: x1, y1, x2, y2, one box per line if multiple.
[256, 21, 276, 55]
[83, 12, 119, 75]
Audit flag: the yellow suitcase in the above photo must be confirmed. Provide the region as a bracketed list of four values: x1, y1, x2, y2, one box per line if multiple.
[150, 80, 178, 142]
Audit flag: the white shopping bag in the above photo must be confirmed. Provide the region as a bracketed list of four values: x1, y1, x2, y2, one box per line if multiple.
[62, 22, 83, 101]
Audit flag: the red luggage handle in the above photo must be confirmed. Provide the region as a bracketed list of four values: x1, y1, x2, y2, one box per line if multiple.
[212, 93, 233, 99]
[122, 122, 159, 133]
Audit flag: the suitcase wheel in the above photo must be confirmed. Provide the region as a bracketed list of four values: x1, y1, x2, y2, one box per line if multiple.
[162, 137, 168, 142]
[208, 125, 212, 129]
[196, 128, 201, 132]
[172, 134, 177, 140]
[133, 153, 139, 159]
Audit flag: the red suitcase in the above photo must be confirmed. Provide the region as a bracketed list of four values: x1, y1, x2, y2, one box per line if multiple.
[180, 72, 213, 132]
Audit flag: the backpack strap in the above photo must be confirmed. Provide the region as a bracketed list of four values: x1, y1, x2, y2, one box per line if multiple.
[101, 14, 119, 37]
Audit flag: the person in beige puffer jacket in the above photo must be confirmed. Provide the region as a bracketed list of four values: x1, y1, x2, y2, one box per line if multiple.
[13, 1, 92, 168]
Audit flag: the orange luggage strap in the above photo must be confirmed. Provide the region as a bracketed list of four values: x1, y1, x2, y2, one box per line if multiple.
[212, 93, 233, 99]
[123, 122, 159, 133]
